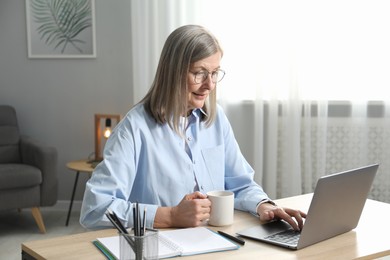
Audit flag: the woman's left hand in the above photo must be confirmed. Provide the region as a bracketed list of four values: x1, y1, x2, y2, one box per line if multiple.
[257, 202, 307, 231]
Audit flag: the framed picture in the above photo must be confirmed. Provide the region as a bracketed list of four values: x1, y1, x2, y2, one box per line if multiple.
[25, 0, 96, 59]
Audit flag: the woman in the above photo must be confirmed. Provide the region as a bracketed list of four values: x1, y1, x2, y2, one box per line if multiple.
[80, 25, 306, 230]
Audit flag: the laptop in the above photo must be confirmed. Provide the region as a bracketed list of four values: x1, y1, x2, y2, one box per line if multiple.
[237, 164, 379, 250]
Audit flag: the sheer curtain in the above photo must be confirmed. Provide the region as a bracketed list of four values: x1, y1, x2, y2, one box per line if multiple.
[130, 0, 390, 202]
[130, 0, 200, 103]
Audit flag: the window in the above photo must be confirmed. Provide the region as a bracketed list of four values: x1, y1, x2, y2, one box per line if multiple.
[199, 0, 390, 101]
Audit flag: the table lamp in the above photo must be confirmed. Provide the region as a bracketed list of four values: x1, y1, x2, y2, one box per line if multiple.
[94, 114, 120, 162]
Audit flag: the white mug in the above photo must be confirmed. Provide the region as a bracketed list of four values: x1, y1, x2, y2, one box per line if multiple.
[207, 190, 234, 226]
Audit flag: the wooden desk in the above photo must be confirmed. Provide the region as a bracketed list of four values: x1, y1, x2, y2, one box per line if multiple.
[22, 194, 390, 259]
[65, 159, 94, 226]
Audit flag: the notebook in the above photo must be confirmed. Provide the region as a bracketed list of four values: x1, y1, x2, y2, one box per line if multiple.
[94, 227, 239, 259]
[237, 164, 379, 250]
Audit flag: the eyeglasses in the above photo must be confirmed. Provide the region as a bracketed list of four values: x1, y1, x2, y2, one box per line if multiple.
[190, 69, 225, 84]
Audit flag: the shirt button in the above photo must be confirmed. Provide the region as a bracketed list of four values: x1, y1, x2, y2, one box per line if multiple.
[187, 136, 192, 141]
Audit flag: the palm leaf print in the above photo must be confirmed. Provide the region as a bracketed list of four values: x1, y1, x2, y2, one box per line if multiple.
[30, 0, 92, 54]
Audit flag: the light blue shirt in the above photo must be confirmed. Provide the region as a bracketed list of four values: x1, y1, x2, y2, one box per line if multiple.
[80, 103, 270, 229]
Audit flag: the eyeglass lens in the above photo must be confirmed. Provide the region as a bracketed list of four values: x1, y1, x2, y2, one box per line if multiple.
[194, 70, 225, 83]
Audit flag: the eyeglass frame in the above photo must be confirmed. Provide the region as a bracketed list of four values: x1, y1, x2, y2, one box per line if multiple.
[189, 69, 225, 84]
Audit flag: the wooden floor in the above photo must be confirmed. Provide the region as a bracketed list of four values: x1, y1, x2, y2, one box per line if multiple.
[0, 208, 87, 260]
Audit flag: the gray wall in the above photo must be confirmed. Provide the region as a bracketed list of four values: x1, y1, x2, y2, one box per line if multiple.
[0, 0, 133, 201]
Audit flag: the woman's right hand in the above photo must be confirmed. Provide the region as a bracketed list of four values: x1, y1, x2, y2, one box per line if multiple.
[154, 191, 211, 228]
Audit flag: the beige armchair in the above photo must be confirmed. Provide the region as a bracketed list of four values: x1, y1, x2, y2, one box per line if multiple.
[0, 105, 58, 233]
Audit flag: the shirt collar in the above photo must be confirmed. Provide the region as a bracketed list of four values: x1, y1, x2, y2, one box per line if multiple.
[189, 108, 208, 118]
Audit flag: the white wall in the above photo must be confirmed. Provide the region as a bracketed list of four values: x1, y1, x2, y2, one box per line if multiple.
[0, 0, 133, 201]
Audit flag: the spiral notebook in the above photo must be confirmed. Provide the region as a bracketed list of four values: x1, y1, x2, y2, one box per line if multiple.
[94, 227, 239, 259]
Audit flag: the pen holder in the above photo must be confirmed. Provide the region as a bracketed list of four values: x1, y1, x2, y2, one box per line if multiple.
[119, 230, 159, 260]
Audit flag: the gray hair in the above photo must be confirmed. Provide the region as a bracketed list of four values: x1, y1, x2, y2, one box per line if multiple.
[141, 24, 223, 135]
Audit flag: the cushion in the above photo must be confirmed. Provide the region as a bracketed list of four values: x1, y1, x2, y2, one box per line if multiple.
[0, 164, 42, 190]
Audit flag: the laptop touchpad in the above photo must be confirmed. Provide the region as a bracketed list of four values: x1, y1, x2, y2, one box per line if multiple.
[239, 220, 292, 238]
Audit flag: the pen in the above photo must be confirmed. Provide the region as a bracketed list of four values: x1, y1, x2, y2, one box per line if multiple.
[106, 209, 128, 234]
[135, 202, 140, 236]
[132, 204, 136, 234]
[105, 210, 135, 250]
[132, 204, 137, 235]
[217, 231, 245, 245]
[142, 207, 147, 236]
[134, 202, 143, 260]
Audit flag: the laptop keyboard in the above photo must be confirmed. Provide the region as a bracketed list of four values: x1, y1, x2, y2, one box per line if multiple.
[265, 229, 301, 245]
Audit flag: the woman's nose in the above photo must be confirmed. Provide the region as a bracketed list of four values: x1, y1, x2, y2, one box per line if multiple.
[202, 74, 215, 89]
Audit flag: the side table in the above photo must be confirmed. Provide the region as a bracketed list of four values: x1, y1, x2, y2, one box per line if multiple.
[65, 159, 94, 226]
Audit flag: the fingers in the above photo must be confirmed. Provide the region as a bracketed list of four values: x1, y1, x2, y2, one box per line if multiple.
[185, 191, 208, 200]
[288, 209, 306, 230]
[258, 204, 307, 231]
[172, 193, 211, 227]
[277, 209, 299, 230]
[276, 208, 306, 231]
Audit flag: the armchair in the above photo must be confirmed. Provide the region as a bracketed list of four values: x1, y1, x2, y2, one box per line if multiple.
[0, 105, 58, 233]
